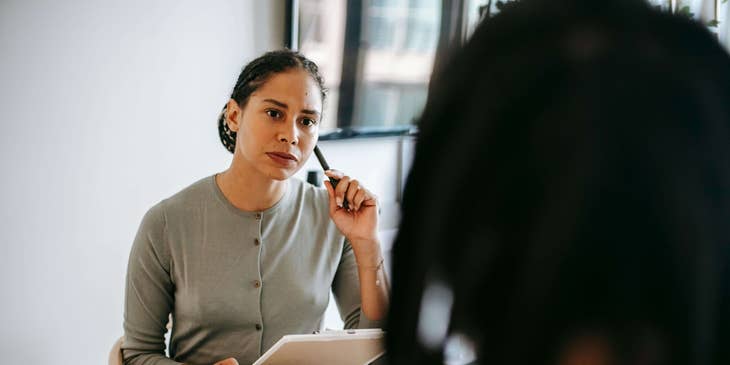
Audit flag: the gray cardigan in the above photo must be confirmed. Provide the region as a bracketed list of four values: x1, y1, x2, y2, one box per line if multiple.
[122, 175, 378, 365]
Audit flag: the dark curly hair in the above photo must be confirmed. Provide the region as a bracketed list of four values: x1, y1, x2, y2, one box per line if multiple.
[217, 49, 326, 153]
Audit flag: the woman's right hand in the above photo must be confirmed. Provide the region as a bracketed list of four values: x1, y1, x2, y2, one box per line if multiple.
[213, 358, 239, 365]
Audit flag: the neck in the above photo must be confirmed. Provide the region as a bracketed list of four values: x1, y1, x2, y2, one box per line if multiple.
[216, 157, 288, 212]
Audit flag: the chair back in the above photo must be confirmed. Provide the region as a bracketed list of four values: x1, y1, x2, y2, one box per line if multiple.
[108, 336, 123, 365]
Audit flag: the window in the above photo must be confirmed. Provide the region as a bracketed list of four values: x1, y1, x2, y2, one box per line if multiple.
[290, 0, 447, 137]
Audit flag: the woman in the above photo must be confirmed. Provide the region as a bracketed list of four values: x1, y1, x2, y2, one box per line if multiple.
[122, 50, 389, 365]
[387, 0, 730, 364]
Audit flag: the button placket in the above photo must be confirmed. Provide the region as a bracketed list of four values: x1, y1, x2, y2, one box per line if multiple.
[252, 211, 264, 343]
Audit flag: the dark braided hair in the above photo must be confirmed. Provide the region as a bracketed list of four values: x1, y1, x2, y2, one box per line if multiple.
[218, 49, 326, 153]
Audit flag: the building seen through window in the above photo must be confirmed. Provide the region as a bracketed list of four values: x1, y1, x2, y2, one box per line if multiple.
[296, 0, 441, 132]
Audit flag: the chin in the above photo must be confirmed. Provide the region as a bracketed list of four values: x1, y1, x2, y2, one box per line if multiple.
[266, 168, 298, 181]
[268, 174, 290, 181]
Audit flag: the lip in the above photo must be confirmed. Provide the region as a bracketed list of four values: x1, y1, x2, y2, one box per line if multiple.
[266, 152, 298, 166]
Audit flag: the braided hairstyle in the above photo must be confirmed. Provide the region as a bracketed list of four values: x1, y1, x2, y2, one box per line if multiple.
[218, 49, 326, 153]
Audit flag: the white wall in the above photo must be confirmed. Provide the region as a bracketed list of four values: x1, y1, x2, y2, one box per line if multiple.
[0, 0, 298, 363]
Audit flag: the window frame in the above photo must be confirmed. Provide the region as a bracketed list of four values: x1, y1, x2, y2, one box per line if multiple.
[286, 0, 469, 140]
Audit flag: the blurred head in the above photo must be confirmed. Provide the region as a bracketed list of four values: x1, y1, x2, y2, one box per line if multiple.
[218, 50, 326, 180]
[388, 1, 730, 364]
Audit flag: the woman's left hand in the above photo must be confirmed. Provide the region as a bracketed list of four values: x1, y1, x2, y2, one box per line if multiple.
[324, 170, 379, 249]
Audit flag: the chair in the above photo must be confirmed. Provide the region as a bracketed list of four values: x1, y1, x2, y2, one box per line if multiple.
[108, 336, 124, 365]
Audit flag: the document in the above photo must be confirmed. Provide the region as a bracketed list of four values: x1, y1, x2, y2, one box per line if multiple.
[253, 328, 385, 365]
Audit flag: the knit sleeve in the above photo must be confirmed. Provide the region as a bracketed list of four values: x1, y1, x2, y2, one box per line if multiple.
[122, 202, 182, 365]
[331, 239, 385, 330]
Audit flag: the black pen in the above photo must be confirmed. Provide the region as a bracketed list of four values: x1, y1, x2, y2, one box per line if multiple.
[313, 145, 349, 209]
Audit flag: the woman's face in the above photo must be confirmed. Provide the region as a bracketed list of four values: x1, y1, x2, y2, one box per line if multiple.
[227, 69, 322, 181]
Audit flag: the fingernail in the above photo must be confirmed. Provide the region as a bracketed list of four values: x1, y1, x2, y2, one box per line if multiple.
[336, 197, 342, 207]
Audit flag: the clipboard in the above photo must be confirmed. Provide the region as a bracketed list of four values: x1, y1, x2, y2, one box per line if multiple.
[252, 328, 385, 365]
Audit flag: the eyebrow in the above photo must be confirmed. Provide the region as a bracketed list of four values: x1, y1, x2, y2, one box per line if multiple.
[262, 98, 320, 117]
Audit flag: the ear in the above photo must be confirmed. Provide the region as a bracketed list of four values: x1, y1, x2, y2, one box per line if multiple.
[226, 99, 242, 132]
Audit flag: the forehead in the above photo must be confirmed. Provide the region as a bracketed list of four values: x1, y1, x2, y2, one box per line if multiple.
[250, 69, 322, 110]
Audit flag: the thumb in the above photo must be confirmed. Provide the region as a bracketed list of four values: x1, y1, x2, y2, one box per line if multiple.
[324, 180, 338, 215]
[213, 358, 239, 365]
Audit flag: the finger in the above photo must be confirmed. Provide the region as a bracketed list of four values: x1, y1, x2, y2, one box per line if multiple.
[334, 176, 351, 208]
[361, 189, 378, 208]
[356, 188, 378, 210]
[352, 187, 367, 211]
[323, 180, 338, 215]
[346, 179, 361, 210]
[324, 169, 345, 180]
[214, 358, 240, 365]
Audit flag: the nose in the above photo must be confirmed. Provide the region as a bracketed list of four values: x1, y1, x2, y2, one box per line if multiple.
[277, 119, 299, 145]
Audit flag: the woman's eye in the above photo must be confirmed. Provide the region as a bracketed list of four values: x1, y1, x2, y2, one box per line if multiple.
[301, 118, 318, 127]
[266, 110, 282, 119]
